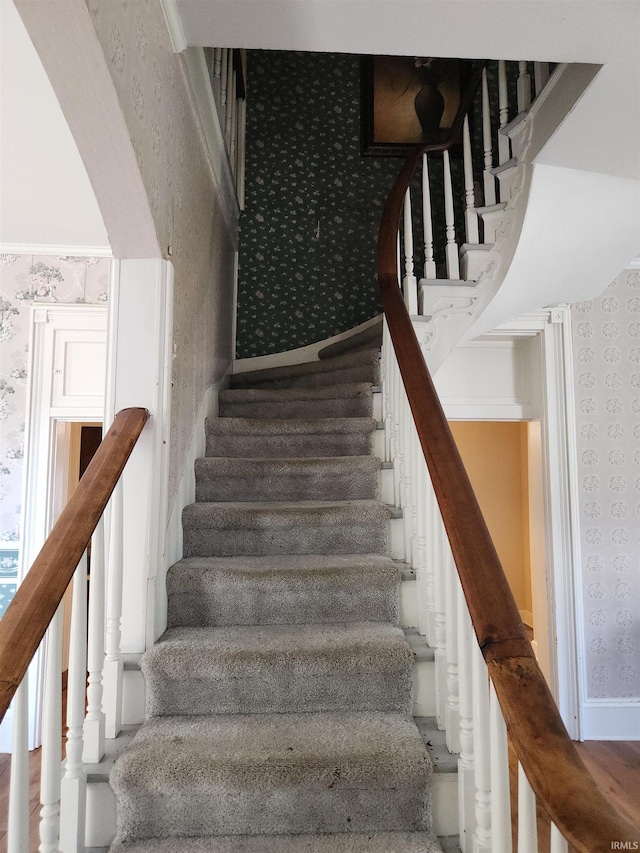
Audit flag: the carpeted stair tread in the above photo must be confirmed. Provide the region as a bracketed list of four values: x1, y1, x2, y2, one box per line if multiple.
[143, 622, 412, 716]
[195, 456, 380, 502]
[166, 554, 400, 627]
[219, 383, 374, 419]
[182, 500, 390, 557]
[230, 349, 379, 390]
[206, 417, 377, 458]
[318, 318, 384, 361]
[110, 830, 443, 852]
[110, 711, 432, 841]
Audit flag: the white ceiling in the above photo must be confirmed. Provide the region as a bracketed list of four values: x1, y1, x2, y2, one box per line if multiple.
[0, 0, 110, 250]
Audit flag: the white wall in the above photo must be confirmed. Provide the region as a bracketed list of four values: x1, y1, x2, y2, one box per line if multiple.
[0, 1, 110, 251]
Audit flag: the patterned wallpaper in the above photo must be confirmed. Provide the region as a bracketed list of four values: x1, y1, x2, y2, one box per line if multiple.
[85, 0, 236, 504]
[0, 253, 109, 618]
[572, 269, 640, 700]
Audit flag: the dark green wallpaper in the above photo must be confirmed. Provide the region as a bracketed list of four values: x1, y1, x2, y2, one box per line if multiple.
[237, 51, 402, 358]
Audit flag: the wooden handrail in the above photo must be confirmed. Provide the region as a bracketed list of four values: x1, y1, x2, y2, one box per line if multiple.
[0, 407, 150, 722]
[378, 67, 639, 852]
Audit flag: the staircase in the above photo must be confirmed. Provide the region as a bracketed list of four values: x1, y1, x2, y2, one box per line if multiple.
[108, 344, 446, 852]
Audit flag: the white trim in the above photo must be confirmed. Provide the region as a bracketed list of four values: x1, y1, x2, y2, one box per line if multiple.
[233, 315, 383, 374]
[519, 609, 534, 628]
[0, 243, 111, 257]
[158, 0, 187, 53]
[626, 256, 640, 269]
[581, 700, 640, 740]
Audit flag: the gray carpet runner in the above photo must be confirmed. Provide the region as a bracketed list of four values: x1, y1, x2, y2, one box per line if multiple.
[110, 347, 443, 853]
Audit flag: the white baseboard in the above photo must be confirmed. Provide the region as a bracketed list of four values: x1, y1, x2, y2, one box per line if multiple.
[580, 699, 640, 740]
[158, 377, 229, 637]
[233, 315, 382, 374]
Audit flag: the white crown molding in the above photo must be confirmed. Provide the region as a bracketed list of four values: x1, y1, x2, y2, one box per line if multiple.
[159, 0, 187, 53]
[0, 243, 112, 257]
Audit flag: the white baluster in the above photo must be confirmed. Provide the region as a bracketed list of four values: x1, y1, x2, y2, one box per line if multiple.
[83, 517, 106, 763]
[8, 681, 29, 853]
[104, 481, 124, 739]
[39, 608, 63, 853]
[462, 116, 479, 246]
[481, 68, 497, 207]
[60, 554, 88, 852]
[457, 587, 476, 852]
[489, 682, 512, 852]
[402, 189, 419, 314]
[517, 61, 532, 112]
[534, 62, 550, 97]
[402, 405, 418, 562]
[443, 150, 460, 280]
[472, 640, 492, 851]
[414, 455, 430, 638]
[225, 50, 235, 151]
[498, 60, 510, 166]
[445, 547, 460, 753]
[550, 823, 569, 853]
[219, 47, 229, 130]
[422, 153, 437, 279]
[212, 47, 223, 103]
[423, 476, 438, 647]
[391, 355, 403, 513]
[433, 518, 448, 729]
[517, 762, 538, 852]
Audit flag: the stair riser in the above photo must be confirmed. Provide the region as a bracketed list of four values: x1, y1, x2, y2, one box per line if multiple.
[183, 522, 388, 558]
[144, 667, 412, 717]
[219, 397, 373, 419]
[195, 471, 378, 503]
[206, 434, 373, 458]
[231, 365, 379, 390]
[114, 784, 430, 841]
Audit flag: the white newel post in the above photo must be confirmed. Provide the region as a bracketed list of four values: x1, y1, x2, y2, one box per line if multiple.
[39, 609, 63, 853]
[462, 117, 479, 245]
[83, 517, 106, 762]
[402, 189, 418, 314]
[7, 682, 29, 853]
[60, 555, 88, 853]
[481, 69, 496, 207]
[443, 150, 460, 280]
[421, 154, 437, 279]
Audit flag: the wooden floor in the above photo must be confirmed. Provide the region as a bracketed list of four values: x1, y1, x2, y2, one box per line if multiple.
[0, 738, 638, 852]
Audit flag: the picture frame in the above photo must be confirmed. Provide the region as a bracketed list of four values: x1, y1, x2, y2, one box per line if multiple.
[360, 56, 472, 157]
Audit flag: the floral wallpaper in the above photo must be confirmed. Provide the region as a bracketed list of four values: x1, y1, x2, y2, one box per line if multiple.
[0, 252, 109, 618]
[85, 0, 236, 507]
[572, 269, 640, 699]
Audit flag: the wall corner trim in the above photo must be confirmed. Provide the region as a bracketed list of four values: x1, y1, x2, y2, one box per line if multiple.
[158, 0, 187, 53]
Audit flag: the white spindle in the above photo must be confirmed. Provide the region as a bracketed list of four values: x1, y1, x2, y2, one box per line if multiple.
[457, 587, 476, 852]
[443, 150, 460, 280]
[8, 681, 29, 853]
[421, 153, 437, 279]
[104, 481, 124, 739]
[550, 823, 569, 853]
[445, 547, 460, 753]
[489, 682, 512, 852]
[382, 319, 393, 463]
[423, 477, 438, 647]
[517, 61, 532, 112]
[481, 68, 497, 207]
[212, 48, 223, 103]
[83, 517, 106, 763]
[497, 60, 510, 165]
[402, 189, 419, 314]
[517, 762, 538, 852]
[414, 454, 431, 638]
[391, 354, 403, 511]
[402, 406, 417, 561]
[433, 518, 448, 729]
[39, 609, 63, 853]
[60, 555, 88, 852]
[219, 47, 229, 130]
[462, 116, 479, 245]
[225, 49, 235, 150]
[534, 62, 550, 97]
[472, 639, 492, 851]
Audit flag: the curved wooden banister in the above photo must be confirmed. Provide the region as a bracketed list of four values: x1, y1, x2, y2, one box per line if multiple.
[0, 407, 150, 723]
[378, 67, 639, 852]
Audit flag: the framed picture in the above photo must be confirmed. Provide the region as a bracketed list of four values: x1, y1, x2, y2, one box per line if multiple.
[360, 56, 472, 157]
